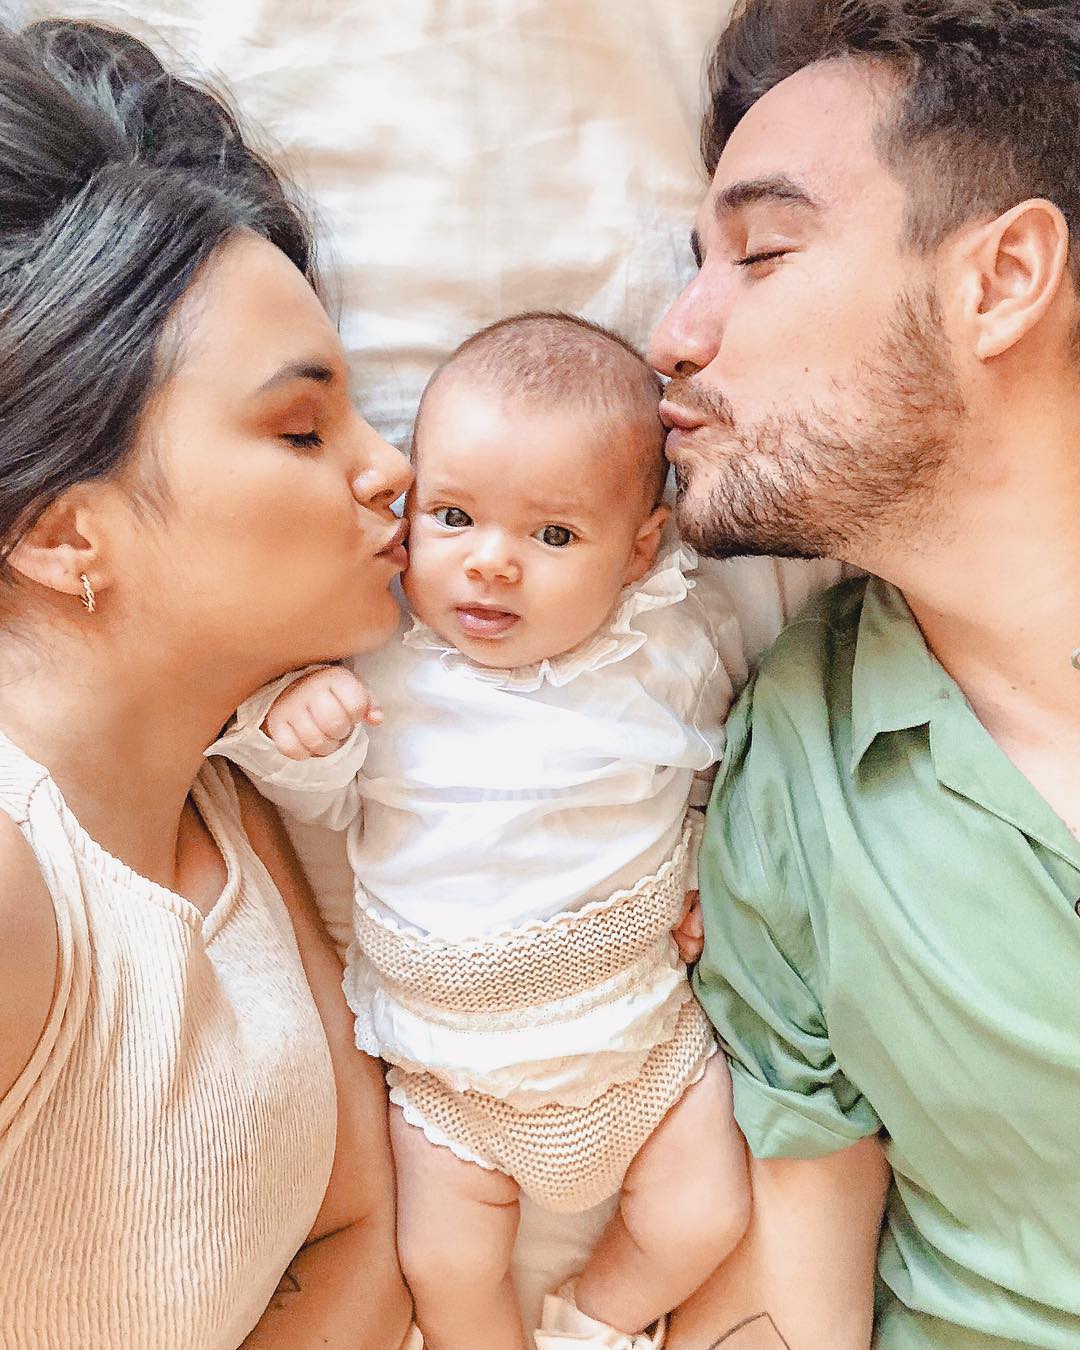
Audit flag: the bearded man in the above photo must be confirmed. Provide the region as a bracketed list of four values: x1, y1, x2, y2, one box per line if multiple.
[650, 2, 1080, 1347]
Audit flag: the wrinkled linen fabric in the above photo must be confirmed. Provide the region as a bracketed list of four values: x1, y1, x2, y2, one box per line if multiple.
[22, 0, 842, 1327]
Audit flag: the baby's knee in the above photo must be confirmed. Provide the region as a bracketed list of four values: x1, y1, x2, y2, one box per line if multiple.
[679, 1169, 750, 1260]
[622, 1104, 751, 1267]
[625, 1168, 748, 1267]
[396, 1199, 518, 1303]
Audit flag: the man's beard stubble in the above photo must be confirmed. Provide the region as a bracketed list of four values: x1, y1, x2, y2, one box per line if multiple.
[669, 289, 966, 563]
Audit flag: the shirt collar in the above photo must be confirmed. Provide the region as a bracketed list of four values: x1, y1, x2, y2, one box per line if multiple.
[849, 577, 1080, 867]
[849, 576, 956, 773]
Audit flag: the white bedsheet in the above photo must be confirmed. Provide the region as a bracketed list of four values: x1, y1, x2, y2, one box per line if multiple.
[14, 0, 843, 1329]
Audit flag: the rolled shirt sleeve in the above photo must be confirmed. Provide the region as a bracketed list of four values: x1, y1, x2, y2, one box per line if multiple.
[207, 667, 369, 832]
[693, 683, 881, 1159]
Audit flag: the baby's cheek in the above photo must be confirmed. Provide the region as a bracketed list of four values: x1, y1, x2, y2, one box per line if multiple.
[400, 557, 421, 607]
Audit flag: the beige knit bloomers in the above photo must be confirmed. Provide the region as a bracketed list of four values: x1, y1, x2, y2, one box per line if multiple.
[346, 827, 716, 1212]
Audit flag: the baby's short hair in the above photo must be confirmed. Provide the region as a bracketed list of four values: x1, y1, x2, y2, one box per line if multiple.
[418, 311, 668, 510]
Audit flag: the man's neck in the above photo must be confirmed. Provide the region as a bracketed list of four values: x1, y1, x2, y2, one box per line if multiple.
[865, 407, 1080, 832]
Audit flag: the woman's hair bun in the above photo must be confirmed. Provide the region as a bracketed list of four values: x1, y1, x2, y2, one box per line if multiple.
[1, 18, 274, 231]
[0, 23, 124, 229]
[0, 18, 315, 569]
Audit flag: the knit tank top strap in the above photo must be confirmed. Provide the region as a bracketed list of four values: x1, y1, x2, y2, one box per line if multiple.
[192, 757, 269, 899]
[0, 726, 99, 907]
[0, 726, 51, 823]
[0, 729, 91, 1152]
[191, 756, 245, 852]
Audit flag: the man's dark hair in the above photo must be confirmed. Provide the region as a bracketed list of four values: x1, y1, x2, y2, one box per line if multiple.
[0, 19, 316, 565]
[703, 0, 1080, 272]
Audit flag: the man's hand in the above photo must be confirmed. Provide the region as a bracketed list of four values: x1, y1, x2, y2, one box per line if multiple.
[263, 667, 382, 760]
[673, 889, 704, 964]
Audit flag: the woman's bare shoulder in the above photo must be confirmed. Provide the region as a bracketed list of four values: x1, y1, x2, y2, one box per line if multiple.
[0, 811, 60, 1107]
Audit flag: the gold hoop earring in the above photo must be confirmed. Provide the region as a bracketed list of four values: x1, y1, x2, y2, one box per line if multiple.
[79, 573, 96, 615]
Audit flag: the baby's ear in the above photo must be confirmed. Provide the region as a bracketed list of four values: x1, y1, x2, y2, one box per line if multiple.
[623, 504, 670, 584]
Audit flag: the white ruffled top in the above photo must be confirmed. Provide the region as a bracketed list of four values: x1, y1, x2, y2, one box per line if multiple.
[211, 542, 744, 1103]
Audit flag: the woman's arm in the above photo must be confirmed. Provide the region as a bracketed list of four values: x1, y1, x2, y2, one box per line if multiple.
[667, 1136, 889, 1349]
[232, 772, 414, 1350]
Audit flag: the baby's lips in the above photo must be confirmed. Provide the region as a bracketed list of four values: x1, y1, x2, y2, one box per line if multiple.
[455, 605, 520, 638]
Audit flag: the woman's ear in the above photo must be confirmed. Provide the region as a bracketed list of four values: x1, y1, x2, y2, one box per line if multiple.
[623, 503, 671, 584]
[954, 198, 1072, 362]
[7, 488, 111, 608]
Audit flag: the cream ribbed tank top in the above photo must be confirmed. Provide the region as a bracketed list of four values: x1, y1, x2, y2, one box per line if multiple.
[0, 730, 338, 1350]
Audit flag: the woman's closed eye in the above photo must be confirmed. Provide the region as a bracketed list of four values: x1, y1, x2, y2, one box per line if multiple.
[433, 506, 473, 528]
[535, 524, 575, 547]
[281, 429, 323, 450]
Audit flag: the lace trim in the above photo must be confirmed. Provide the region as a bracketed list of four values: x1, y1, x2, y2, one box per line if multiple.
[400, 542, 698, 692]
[368, 986, 692, 1109]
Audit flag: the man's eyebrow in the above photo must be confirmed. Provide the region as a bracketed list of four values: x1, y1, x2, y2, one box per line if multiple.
[714, 174, 821, 218]
[689, 175, 818, 266]
[255, 360, 337, 396]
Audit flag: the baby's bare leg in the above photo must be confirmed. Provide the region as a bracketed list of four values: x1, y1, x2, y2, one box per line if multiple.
[389, 1104, 528, 1350]
[575, 1054, 750, 1335]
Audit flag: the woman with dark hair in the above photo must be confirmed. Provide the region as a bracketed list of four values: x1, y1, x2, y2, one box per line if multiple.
[0, 17, 416, 1349]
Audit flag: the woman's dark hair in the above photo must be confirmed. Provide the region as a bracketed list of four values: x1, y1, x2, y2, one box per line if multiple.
[702, 0, 1080, 275]
[0, 19, 317, 562]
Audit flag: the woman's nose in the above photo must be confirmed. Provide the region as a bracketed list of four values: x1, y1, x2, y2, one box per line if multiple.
[351, 422, 413, 509]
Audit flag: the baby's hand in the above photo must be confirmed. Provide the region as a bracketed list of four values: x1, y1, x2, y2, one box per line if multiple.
[263, 666, 383, 760]
[672, 890, 704, 965]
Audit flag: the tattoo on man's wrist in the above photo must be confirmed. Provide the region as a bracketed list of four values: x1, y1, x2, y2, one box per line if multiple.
[708, 1311, 793, 1348]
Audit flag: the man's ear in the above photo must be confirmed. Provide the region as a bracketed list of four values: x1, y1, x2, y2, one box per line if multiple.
[955, 198, 1071, 361]
[623, 503, 671, 585]
[7, 488, 111, 606]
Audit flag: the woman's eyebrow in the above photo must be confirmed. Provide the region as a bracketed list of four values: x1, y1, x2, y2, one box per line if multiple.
[255, 360, 337, 396]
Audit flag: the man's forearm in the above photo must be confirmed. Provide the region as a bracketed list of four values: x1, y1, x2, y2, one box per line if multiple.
[241, 1220, 414, 1350]
[667, 1136, 889, 1350]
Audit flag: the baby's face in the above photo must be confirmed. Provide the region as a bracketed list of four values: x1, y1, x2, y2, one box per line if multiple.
[403, 383, 664, 670]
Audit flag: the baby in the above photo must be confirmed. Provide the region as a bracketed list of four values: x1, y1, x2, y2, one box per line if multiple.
[213, 313, 749, 1350]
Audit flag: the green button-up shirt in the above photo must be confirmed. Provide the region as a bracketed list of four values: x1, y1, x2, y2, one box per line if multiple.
[695, 576, 1080, 1349]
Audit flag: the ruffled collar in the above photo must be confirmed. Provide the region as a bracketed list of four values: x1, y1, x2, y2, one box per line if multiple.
[400, 540, 699, 693]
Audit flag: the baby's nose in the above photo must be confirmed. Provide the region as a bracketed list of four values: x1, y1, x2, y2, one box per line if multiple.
[465, 533, 521, 583]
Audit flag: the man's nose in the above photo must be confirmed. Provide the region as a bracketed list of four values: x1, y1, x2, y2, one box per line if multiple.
[648, 271, 723, 380]
[465, 531, 522, 584]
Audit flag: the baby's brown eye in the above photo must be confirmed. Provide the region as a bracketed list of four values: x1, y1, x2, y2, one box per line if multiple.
[434, 507, 472, 528]
[536, 525, 574, 548]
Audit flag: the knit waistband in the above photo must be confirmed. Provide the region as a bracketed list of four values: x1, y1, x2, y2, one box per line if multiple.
[352, 825, 691, 1017]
